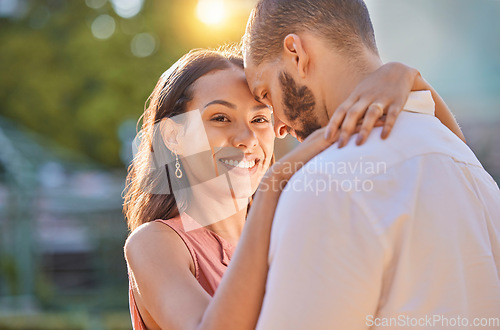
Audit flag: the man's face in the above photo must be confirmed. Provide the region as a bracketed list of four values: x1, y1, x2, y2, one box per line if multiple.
[245, 59, 322, 142]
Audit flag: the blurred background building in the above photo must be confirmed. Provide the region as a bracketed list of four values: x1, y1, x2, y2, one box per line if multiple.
[0, 0, 498, 329]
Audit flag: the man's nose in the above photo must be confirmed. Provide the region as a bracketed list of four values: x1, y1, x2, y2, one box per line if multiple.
[274, 116, 288, 139]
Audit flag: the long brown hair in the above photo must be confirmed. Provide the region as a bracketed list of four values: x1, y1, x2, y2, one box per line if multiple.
[123, 48, 244, 232]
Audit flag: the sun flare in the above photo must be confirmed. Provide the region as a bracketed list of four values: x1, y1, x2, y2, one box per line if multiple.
[196, 0, 226, 26]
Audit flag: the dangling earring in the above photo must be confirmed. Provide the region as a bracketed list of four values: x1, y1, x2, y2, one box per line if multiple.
[174, 152, 183, 179]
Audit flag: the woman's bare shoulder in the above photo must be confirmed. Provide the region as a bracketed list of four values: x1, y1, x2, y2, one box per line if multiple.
[124, 220, 192, 271]
[125, 221, 203, 329]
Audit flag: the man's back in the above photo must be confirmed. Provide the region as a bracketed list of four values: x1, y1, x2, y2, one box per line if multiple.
[257, 92, 500, 329]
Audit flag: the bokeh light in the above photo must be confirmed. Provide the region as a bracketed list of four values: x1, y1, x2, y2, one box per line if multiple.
[85, 0, 107, 10]
[131, 32, 156, 58]
[91, 14, 116, 40]
[110, 0, 144, 19]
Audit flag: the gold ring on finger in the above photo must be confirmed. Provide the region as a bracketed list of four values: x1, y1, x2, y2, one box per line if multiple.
[370, 102, 385, 116]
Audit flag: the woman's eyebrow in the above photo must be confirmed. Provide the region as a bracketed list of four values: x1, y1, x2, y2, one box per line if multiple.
[204, 100, 236, 109]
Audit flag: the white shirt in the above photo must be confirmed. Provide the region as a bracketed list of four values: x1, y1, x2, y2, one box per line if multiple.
[257, 91, 500, 329]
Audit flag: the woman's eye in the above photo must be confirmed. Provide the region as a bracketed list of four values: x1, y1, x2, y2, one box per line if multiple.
[211, 115, 230, 122]
[252, 116, 270, 124]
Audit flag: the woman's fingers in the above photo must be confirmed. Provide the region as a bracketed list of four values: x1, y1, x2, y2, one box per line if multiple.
[381, 103, 404, 139]
[355, 103, 385, 145]
[326, 99, 387, 148]
[324, 97, 356, 141]
[337, 98, 375, 148]
[328, 98, 404, 147]
[323, 62, 421, 146]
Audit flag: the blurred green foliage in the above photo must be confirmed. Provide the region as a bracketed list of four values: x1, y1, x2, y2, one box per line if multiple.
[0, 0, 168, 167]
[0, 311, 132, 330]
[0, 0, 249, 167]
[0, 253, 18, 295]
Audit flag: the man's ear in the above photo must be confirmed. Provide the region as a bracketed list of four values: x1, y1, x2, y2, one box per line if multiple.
[159, 118, 183, 153]
[283, 34, 309, 79]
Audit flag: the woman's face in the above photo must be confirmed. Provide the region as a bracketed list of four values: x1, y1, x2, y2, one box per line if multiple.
[174, 66, 275, 199]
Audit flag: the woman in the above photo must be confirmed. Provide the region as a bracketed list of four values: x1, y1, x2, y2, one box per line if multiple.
[123, 48, 464, 329]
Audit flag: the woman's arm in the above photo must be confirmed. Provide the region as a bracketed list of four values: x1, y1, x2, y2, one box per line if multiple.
[325, 62, 466, 146]
[200, 127, 334, 329]
[412, 72, 466, 142]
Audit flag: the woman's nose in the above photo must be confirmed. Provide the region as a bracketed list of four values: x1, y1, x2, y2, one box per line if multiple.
[274, 116, 288, 139]
[232, 125, 258, 150]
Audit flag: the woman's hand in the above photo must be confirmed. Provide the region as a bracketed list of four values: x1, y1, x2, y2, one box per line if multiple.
[323, 62, 466, 147]
[324, 62, 418, 148]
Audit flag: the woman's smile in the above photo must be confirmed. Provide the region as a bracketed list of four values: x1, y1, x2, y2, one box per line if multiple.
[218, 156, 261, 176]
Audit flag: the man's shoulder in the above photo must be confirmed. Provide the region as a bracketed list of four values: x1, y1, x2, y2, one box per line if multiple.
[302, 112, 480, 179]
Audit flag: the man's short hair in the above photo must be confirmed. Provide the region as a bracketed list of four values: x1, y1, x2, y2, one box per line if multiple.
[243, 0, 378, 66]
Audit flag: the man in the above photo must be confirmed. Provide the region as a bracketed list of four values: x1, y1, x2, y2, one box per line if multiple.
[242, 0, 500, 329]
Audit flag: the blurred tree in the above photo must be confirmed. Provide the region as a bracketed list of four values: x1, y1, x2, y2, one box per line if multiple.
[0, 0, 251, 167]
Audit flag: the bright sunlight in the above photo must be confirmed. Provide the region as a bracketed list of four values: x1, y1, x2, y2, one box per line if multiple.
[196, 0, 226, 26]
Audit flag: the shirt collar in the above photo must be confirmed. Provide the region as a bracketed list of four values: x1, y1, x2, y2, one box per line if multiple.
[403, 90, 435, 116]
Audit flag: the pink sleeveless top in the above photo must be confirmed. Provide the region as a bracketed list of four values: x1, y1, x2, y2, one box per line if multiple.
[129, 213, 236, 329]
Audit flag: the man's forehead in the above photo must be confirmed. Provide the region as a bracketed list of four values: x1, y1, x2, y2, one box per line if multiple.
[246, 59, 278, 88]
[244, 62, 265, 90]
[244, 59, 261, 76]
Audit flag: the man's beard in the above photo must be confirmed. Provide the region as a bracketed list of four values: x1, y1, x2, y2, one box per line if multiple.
[279, 71, 322, 141]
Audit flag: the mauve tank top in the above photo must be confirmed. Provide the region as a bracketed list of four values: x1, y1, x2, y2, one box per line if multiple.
[129, 213, 236, 329]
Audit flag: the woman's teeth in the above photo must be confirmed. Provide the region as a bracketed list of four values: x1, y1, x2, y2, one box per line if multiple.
[220, 159, 256, 169]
